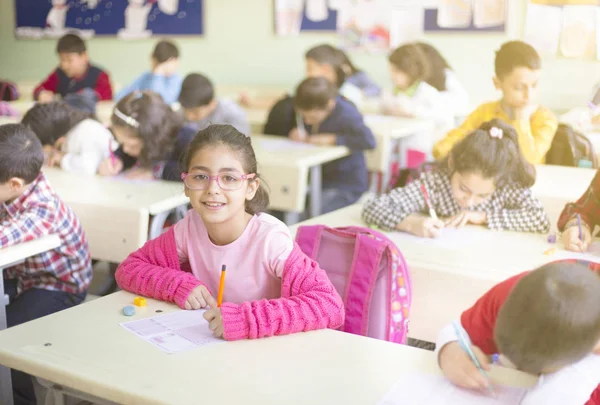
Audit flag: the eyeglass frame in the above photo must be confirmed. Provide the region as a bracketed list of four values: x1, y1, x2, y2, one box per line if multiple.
[180, 171, 257, 191]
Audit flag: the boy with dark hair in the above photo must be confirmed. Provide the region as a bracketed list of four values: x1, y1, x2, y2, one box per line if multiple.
[178, 73, 250, 134]
[264, 77, 376, 214]
[34, 33, 113, 103]
[436, 261, 600, 404]
[433, 40, 557, 164]
[0, 123, 92, 404]
[116, 39, 183, 105]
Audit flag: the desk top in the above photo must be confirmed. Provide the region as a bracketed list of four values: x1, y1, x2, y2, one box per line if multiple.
[0, 235, 60, 268]
[43, 167, 188, 215]
[364, 115, 435, 139]
[8, 101, 114, 125]
[252, 134, 350, 168]
[0, 291, 536, 405]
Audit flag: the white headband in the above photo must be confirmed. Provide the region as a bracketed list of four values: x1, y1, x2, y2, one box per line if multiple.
[114, 108, 140, 128]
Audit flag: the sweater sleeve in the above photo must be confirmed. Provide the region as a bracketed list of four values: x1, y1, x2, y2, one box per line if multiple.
[219, 244, 345, 340]
[557, 169, 600, 231]
[34, 70, 59, 99]
[361, 171, 432, 231]
[509, 106, 557, 164]
[334, 108, 376, 152]
[486, 185, 550, 233]
[95, 71, 113, 101]
[223, 101, 251, 135]
[433, 104, 486, 160]
[115, 227, 204, 308]
[115, 73, 146, 102]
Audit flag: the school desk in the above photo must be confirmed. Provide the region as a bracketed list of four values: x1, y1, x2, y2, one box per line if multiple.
[0, 234, 61, 405]
[0, 291, 537, 405]
[0, 116, 19, 125]
[288, 198, 600, 343]
[7, 100, 114, 126]
[43, 167, 188, 263]
[251, 134, 350, 223]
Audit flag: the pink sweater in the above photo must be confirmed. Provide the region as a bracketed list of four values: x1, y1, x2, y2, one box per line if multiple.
[115, 227, 345, 341]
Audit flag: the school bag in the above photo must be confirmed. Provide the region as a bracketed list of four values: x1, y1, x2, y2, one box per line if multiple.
[546, 123, 598, 169]
[295, 225, 412, 343]
[0, 80, 19, 101]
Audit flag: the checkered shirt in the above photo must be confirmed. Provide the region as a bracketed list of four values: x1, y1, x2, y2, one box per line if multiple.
[558, 169, 600, 231]
[1, 172, 92, 295]
[363, 168, 550, 233]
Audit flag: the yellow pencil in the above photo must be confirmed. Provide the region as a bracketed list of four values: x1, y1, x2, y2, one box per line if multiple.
[217, 265, 226, 307]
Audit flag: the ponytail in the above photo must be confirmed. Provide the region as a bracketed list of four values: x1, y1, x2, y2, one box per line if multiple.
[246, 176, 270, 215]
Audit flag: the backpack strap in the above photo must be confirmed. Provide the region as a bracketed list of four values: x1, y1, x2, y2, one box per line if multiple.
[295, 225, 324, 259]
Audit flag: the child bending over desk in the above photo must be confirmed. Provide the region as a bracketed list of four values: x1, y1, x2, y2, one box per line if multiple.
[97, 91, 195, 181]
[362, 119, 550, 237]
[22, 102, 115, 175]
[0, 123, 91, 404]
[436, 261, 600, 404]
[116, 125, 344, 340]
[265, 77, 376, 213]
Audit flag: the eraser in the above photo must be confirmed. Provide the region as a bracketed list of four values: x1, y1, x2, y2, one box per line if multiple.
[122, 305, 135, 316]
[134, 297, 147, 307]
[544, 247, 557, 256]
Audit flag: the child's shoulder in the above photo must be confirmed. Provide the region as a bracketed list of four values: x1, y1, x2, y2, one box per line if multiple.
[71, 118, 111, 135]
[254, 213, 292, 238]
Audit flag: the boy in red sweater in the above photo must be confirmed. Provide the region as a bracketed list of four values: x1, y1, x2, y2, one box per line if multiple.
[436, 261, 600, 404]
[34, 33, 112, 103]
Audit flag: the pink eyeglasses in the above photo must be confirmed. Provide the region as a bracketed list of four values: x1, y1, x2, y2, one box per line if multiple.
[181, 172, 256, 191]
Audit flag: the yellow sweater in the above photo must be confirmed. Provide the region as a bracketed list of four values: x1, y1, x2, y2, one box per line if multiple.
[432, 101, 558, 164]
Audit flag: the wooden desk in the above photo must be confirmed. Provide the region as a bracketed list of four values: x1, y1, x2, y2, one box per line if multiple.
[252, 134, 349, 223]
[43, 168, 188, 263]
[0, 234, 61, 405]
[0, 291, 536, 405]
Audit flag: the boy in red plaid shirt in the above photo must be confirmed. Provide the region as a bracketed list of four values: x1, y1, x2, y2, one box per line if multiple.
[0, 123, 91, 405]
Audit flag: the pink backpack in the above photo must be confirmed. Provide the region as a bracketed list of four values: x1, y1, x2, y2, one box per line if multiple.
[296, 225, 412, 343]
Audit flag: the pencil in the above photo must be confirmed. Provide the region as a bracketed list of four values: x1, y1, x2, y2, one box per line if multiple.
[217, 264, 226, 307]
[577, 214, 583, 241]
[420, 183, 438, 221]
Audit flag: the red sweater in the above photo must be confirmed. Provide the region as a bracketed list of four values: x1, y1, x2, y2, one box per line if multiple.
[460, 269, 600, 405]
[34, 65, 112, 101]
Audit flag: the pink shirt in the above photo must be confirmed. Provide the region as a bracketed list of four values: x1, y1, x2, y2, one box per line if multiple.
[174, 210, 294, 304]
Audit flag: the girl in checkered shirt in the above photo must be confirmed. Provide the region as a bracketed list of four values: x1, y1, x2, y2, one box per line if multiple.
[363, 119, 550, 237]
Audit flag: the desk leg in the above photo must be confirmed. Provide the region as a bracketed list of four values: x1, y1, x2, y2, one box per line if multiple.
[0, 271, 15, 405]
[308, 166, 322, 218]
[148, 211, 172, 240]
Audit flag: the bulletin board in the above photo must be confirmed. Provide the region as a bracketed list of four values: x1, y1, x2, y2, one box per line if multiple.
[14, 0, 204, 40]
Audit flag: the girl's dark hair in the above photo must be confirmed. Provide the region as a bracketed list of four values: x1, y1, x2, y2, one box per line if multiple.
[338, 49, 360, 76]
[112, 91, 182, 168]
[443, 119, 536, 188]
[293, 77, 337, 111]
[415, 42, 451, 91]
[305, 44, 347, 88]
[182, 124, 269, 215]
[388, 43, 430, 86]
[0, 123, 44, 184]
[22, 101, 92, 146]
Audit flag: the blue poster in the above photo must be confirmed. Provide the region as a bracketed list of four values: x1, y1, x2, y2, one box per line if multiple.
[15, 0, 203, 40]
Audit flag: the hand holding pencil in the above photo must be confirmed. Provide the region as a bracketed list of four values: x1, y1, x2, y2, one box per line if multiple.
[562, 214, 592, 253]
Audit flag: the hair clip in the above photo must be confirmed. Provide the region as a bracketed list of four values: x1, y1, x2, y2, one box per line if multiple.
[114, 108, 140, 128]
[133, 91, 143, 100]
[489, 126, 503, 139]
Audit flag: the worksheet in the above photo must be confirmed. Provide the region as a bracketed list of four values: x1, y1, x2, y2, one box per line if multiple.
[259, 138, 316, 152]
[379, 373, 528, 405]
[120, 309, 223, 354]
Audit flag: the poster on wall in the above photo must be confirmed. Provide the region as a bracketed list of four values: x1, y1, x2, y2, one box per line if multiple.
[14, 0, 204, 40]
[274, 0, 338, 36]
[423, 0, 507, 32]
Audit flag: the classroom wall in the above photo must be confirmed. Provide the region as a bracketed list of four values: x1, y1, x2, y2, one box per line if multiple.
[0, 0, 598, 111]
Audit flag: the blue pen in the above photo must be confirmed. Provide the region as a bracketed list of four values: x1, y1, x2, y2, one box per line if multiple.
[577, 214, 583, 241]
[452, 321, 496, 396]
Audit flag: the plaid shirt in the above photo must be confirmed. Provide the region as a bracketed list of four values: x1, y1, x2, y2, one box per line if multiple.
[363, 167, 550, 233]
[1, 172, 92, 295]
[558, 169, 600, 231]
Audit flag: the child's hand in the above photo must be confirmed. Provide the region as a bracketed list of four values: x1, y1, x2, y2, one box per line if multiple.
[38, 90, 55, 103]
[203, 306, 224, 339]
[513, 104, 538, 121]
[184, 285, 215, 310]
[562, 221, 592, 252]
[445, 211, 487, 228]
[308, 134, 337, 146]
[399, 214, 445, 238]
[238, 92, 251, 107]
[48, 150, 64, 168]
[97, 157, 123, 176]
[289, 127, 307, 142]
[439, 341, 492, 392]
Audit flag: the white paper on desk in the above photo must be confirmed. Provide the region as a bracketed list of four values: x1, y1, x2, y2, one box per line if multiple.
[395, 227, 490, 249]
[259, 138, 317, 152]
[553, 241, 600, 263]
[120, 310, 223, 354]
[378, 373, 528, 405]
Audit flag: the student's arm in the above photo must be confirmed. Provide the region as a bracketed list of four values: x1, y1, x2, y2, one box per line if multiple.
[114, 73, 146, 102]
[557, 169, 600, 231]
[486, 185, 550, 233]
[361, 172, 430, 231]
[115, 227, 205, 307]
[219, 244, 345, 340]
[333, 110, 376, 151]
[263, 97, 293, 137]
[432, 105, 486, 160]
[134, 73, 182, 105]
[509, 107, 558, 164]
[0, 203, 55, 249]
[224, 102, 251, 135]
[95, 71, 113, 101]
[33, 70, 59, 99]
